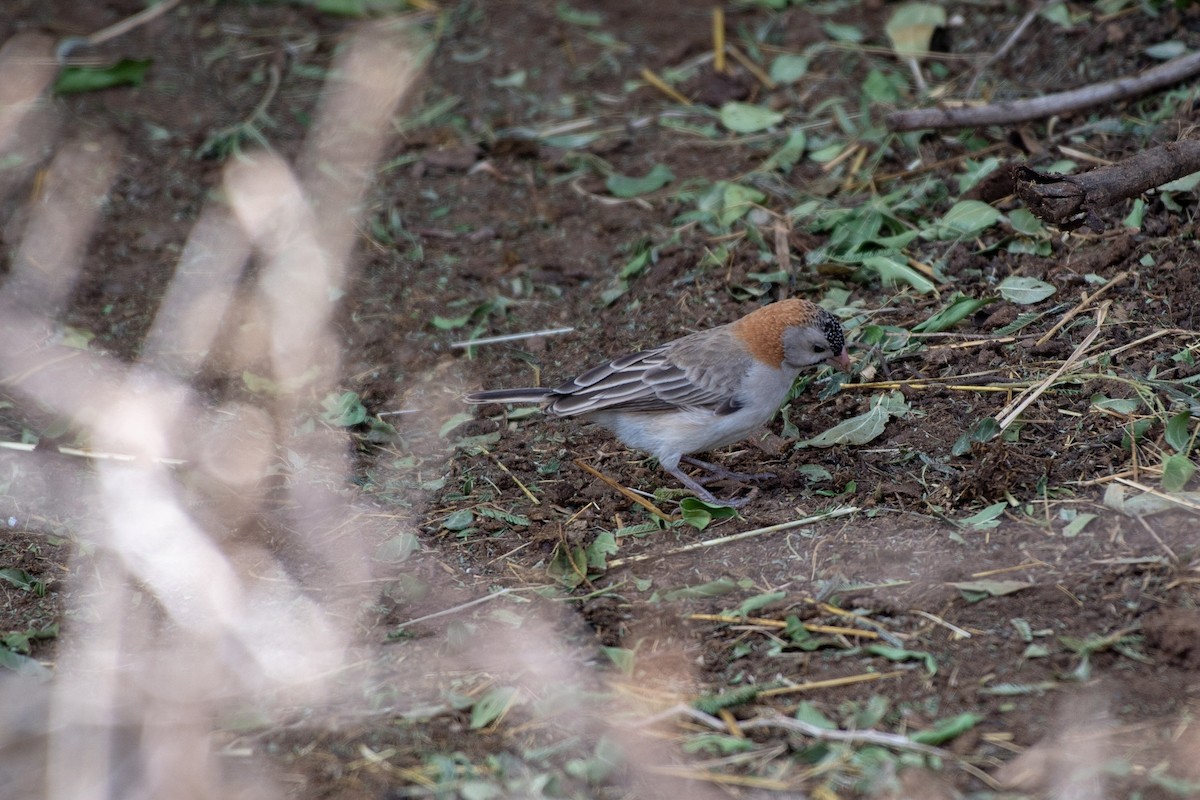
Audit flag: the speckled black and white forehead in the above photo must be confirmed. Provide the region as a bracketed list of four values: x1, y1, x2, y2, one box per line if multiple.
[816, 308, 845, 353]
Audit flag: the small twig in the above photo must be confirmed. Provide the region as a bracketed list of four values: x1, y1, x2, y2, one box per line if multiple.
[1036, 271, 1128, 346]
[726, 44, 776, 90]
[483, 448, 540, 505]
[1137, 516, 1179, 563]
[995, 304, 1108, 430]
[815, 601, 905, 645]
[773, 219, 791, 277]
[912, 609, 972, 639]
[687, 613, 881, 640]
[1114, 477, 1200, 515]
[843, 381, 1025, 393]
[0, 440, 186, 465]
[630, 702, 726, 730]
[739, 712, 953, 757]
[201, 61, 282, 152]
[391, 588, 513, 631]
[1078, 327, 1192, 366]
[573, 458, 677, 522]
[639, 67, 692, 106]
[963, 1, 1051, 98]
[608, 506, 859, 567]
[888, 50, 1200, 131]
[971, 560, 1046, 578]
[451, 327, 574, 349]
[757, 670, 904, 697]
[712, 7, 726, 73]
[56, 0, 184, 61]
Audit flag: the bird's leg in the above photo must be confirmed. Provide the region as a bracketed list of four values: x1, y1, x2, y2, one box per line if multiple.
[663, 463, 752, 509]
[681, 455, 775, 484]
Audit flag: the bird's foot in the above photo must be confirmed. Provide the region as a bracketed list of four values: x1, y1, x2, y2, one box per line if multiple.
[667, 465, 754, 509]
[682, 455, 775, 485]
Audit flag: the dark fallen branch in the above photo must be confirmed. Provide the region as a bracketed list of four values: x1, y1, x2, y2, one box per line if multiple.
[1013, 140, 1200, 230]
[888, 50, 1200, 132]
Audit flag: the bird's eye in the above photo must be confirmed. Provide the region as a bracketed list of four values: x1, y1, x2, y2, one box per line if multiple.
[813, 344, 828, 353]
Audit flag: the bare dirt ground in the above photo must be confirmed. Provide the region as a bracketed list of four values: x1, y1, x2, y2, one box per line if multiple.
[1, 1, 1199, 798]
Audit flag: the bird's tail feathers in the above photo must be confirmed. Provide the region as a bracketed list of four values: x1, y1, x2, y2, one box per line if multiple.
[465, 387, 553, 405]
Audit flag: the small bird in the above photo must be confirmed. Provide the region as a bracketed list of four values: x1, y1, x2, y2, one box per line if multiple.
[466, 299, 850, 508]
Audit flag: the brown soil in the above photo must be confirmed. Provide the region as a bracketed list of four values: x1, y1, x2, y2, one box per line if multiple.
[1, 1, 1199, 798]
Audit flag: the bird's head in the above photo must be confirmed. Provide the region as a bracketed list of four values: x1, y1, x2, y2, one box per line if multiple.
[736, 299, 851, 372]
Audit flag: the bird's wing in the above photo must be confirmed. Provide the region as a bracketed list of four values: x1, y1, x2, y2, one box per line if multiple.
[545, 328, 749, 417]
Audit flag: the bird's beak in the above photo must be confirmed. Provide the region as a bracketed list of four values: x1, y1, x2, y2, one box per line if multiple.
[827, 347, 851, 372]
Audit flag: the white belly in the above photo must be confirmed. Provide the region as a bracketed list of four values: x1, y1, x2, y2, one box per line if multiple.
[588, 361, 798, 468]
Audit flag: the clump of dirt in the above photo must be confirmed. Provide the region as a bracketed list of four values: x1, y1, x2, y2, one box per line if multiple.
[1144, 607, 1200, 669]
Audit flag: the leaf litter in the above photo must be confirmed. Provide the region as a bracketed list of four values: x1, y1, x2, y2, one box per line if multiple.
[3, 1, 1200, 798]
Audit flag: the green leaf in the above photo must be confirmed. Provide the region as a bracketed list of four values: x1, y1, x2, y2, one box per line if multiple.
[794, 701, 838, 729]
[682, 734, 757, 755]
[586, 531, 618, 570]
[885, 3, 947, 58]
[439, 412, 474, 437]
[1145, 40, 1188, 60]
[453, 431, 501, 453]
[729, 591, 786, 618]
[823, 21, 864, 42]
[716, 182, 766, 227]
[556, 3, 603, 26]
[663, 577, 739, 601]
[0, 568, 44, 594]
[0, 647, 51, 678]
[861, 68, 904, 104]
[796, 464, 832, 482]
[475, 506, 531, 528]
[469, 686, 519, 729]
[375, 533, 420, 563]
[957, 501, 1007, 530]
[719, 102, 784, 133]
[1123, 197, 1142, 230]
[679, 497, 738, 530]
[801, 392, 908, 448]
[432, 313, 472, 329]
[693, 685, 762, 714]
[1165, 411, 1193, 453]
[605, 163, 674, 198]
[926, 200, 1003, 240]
[866, 644, 937, 674]
[1122, 418, 1153, 450]
[1161, 453, 1196, 493]
[1061, 512, 1097, 538]
[769, 54, 809, 84]
[911, 712, 981, 745]
[1007, 207, 1048, 236]
[980, 681, 1057, 696]
[998, 275, 1057, 304]
[951, 579, 1032, 603]
[862, 254, 936, 294]
[913, 294, 993, 333]
[320, 391, 367, 426]
[241, 371, 278, 394]
[1040, 2, 1072, 26]
[759, 128, 806, 173]
[442, 508, 475, 531]
[58, 326, 94, 349]
[602, 646, 636, 675]
[459, 781, 502, 800]
[1104, 484, 1200, 517]
[1160, 170, 1200, 192]
[951, 416, 1000, 457]
[1090, 394, 1139, 415]
[55, 59, 151, 94]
